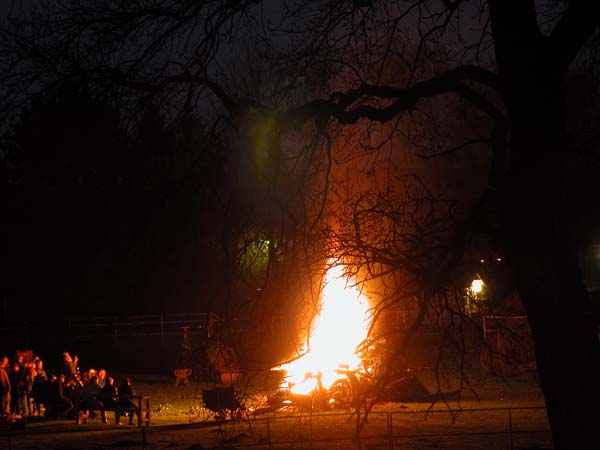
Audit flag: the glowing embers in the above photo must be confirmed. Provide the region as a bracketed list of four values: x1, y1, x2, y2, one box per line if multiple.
[276, 264, 371, 395]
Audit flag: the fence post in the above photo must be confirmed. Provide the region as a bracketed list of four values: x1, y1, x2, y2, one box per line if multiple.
[141, 425, 147, 450]
[387, 412, 394, 450]
[309, 410, 313, 450]
[113, 316, 119, 344]
[160, 315, 165, 346]
[508, 408, 513, 450]
[267, 417, 272, 450]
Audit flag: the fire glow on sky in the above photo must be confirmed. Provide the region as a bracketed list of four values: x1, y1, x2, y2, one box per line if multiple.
[276, 264, 371, 395]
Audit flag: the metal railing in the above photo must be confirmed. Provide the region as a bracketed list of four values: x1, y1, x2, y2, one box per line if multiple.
[1, 405, 552, 450]
[0, 313, 222, 342]
[240, 406, 552, 450]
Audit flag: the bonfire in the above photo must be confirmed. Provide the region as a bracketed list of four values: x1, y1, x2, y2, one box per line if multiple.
[272, 264, 372, 409]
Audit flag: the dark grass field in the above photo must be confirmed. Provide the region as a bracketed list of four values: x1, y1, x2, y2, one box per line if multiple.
[1, 368, 552, 450]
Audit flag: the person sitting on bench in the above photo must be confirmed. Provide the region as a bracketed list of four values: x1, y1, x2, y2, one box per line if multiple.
[98, 377, 118, 423]
[116, 377, 140, 425]
[79, 375, 106, 423]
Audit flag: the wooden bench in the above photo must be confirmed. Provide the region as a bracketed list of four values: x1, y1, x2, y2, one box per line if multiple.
[74, 396, 104, 424]
[75, 395, 151, 426]
[125, 395, 151, 427]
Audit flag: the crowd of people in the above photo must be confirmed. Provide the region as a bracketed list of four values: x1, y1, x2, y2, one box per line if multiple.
[0, 350, 140, 424]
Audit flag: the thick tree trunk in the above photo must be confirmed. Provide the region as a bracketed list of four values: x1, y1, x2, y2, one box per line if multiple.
[502, 140, 600, 450]
[489, 2, 600, 442]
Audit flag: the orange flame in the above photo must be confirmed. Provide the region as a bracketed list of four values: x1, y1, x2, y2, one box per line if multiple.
[276, 265, 371, 395]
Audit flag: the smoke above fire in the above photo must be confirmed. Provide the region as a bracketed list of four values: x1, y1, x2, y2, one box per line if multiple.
[275, 264, 371, 395]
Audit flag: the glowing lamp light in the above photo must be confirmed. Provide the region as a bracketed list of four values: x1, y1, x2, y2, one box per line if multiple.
[470, 279, 484, 294]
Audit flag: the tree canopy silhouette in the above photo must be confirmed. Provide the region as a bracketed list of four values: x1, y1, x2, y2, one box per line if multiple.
[2, 2, 600, 448]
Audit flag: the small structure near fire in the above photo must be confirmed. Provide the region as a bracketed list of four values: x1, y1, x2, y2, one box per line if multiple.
[174, 326, 194, 385]
[173, 319, 241, 386]
[207, 342, 240, 386]
[174, 368, 192, 386]
[202, 386, 246, 420]
[481, 314, 536, 372]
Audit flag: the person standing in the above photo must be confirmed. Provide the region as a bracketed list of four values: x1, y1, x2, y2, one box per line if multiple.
[30, 368, 47, 416]
[24, 360, 36, 415]
[45, 374, 73, 419]
[0, 356, 11, 416]
[61, 352, 78, 378]
[97, 369, 107, 388]
[34, 358, 47, 379]
[8, 361, 26, 415]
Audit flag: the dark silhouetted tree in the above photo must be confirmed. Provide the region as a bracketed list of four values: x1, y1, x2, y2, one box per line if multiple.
[2, 2, 600, 448]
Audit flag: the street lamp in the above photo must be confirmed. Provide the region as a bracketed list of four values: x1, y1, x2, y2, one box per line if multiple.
[465, 277, 486, 316]
[470, 279, 484, 295]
